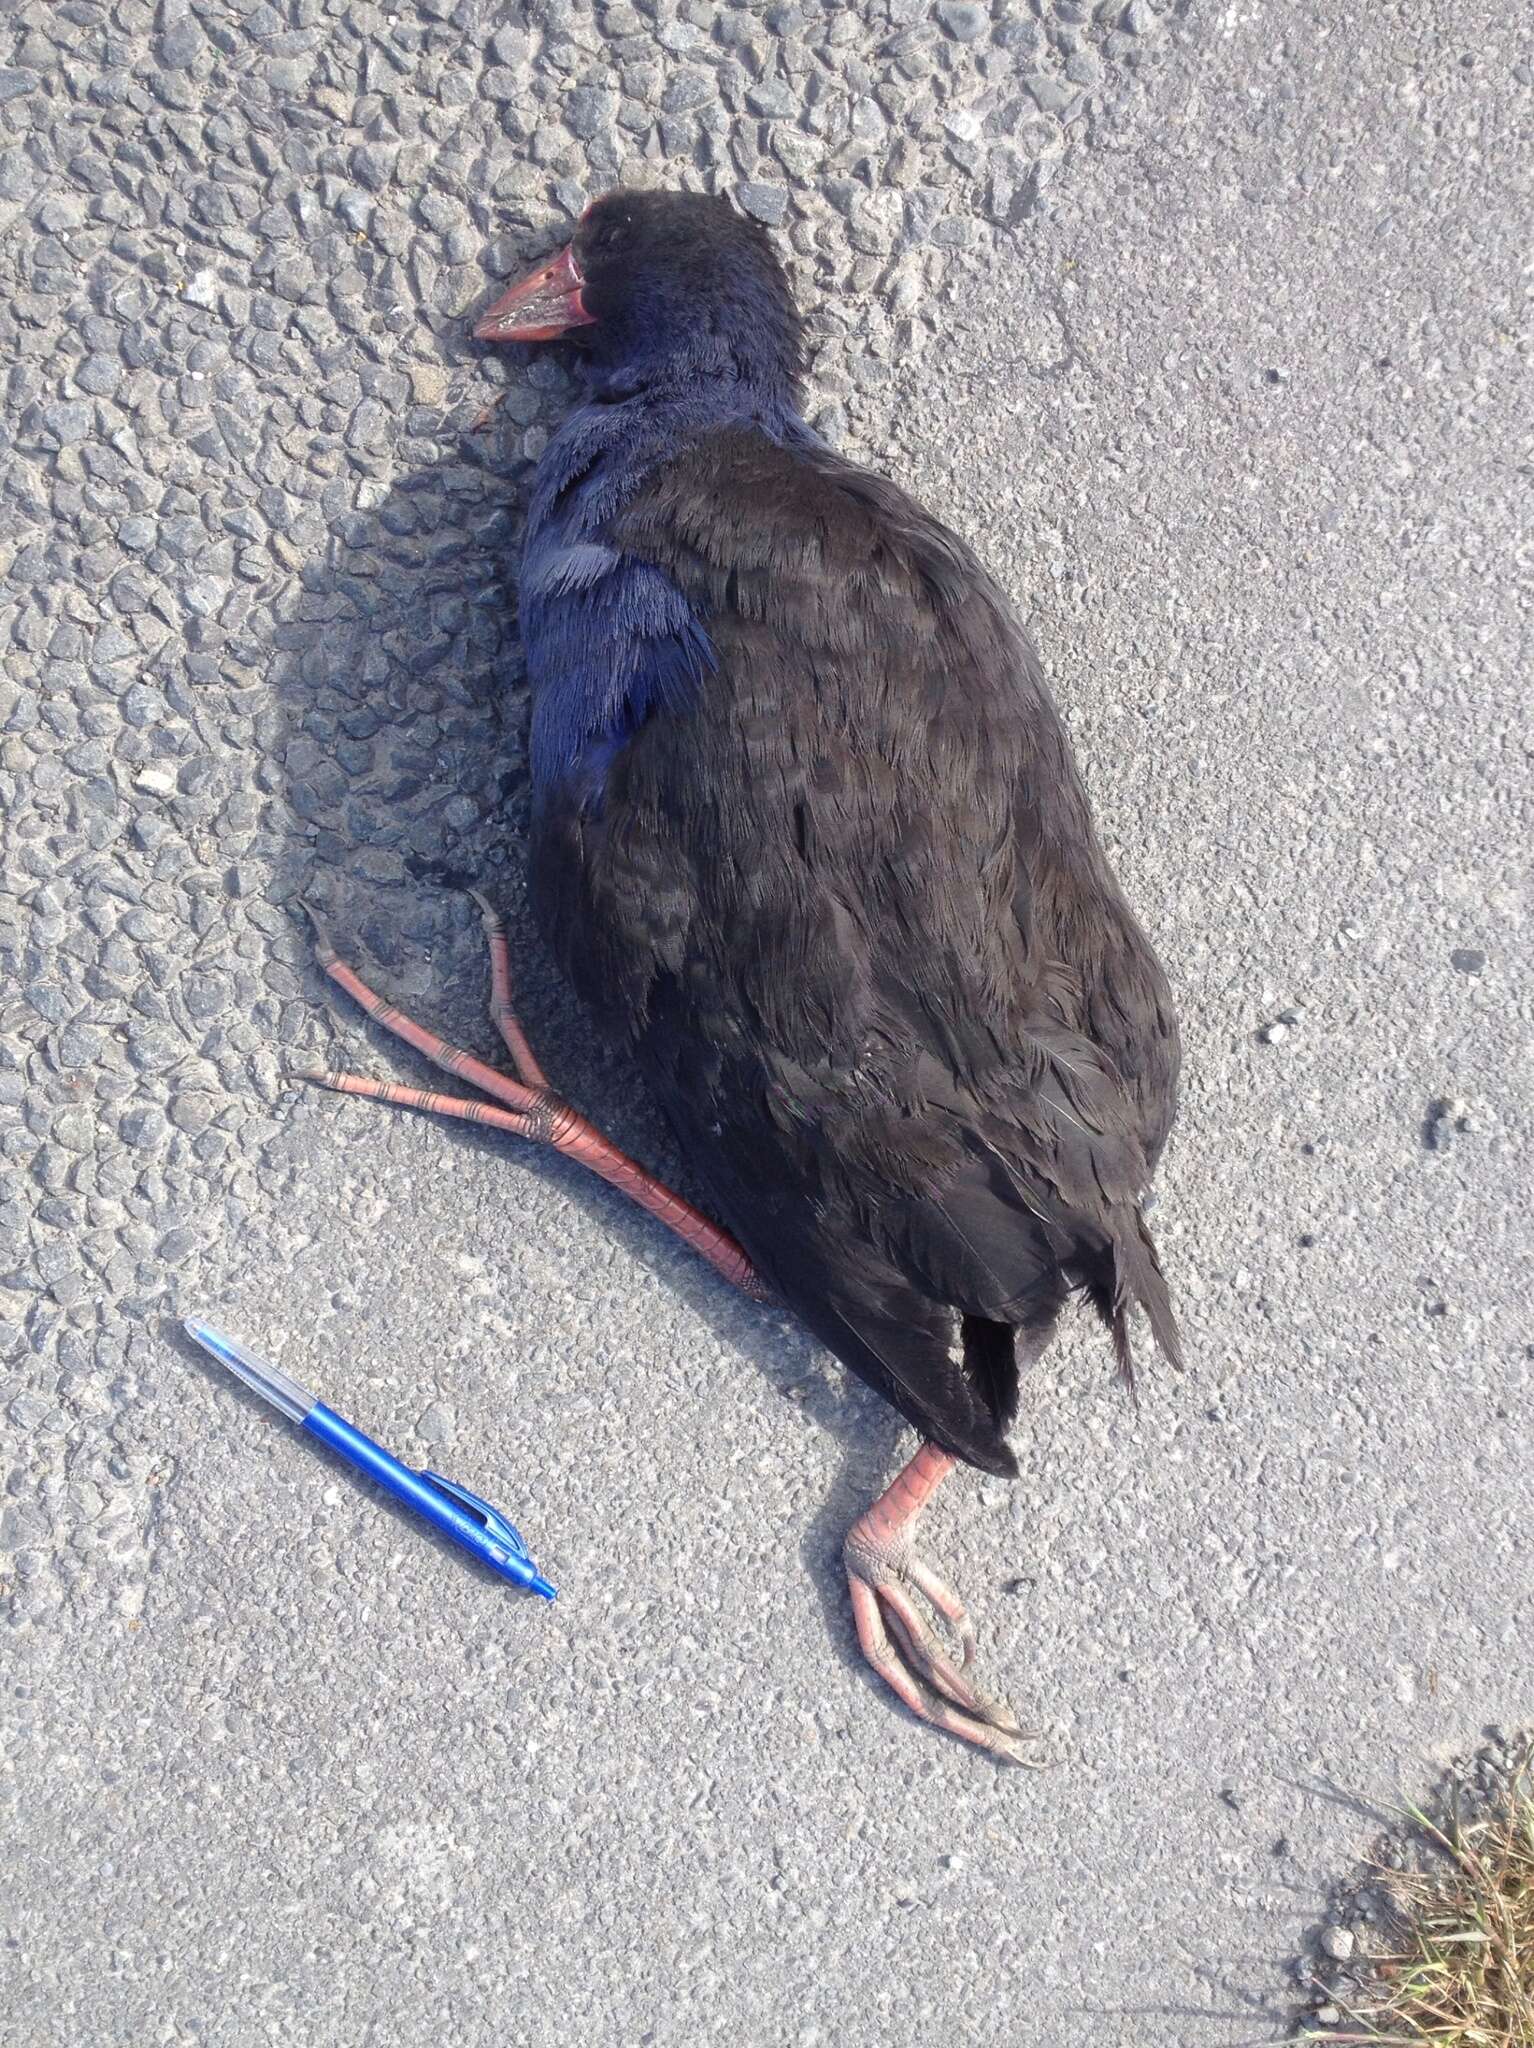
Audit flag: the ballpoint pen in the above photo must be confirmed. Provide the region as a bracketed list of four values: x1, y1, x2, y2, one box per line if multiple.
[184, 1318, 557, 1600]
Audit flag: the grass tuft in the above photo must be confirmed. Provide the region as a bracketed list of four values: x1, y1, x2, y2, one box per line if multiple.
[1302, 1741, 1534, 2046]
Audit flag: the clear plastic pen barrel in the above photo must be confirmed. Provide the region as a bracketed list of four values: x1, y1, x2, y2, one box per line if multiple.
[183, 1319, 316, 1426]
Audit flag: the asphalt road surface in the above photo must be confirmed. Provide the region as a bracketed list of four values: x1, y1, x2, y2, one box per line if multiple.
[3, 3, 1530, 2043]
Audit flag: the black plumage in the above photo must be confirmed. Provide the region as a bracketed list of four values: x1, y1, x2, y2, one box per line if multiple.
[534, 424, 1181, 1478]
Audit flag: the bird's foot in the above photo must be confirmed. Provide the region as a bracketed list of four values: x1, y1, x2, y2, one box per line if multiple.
[844, 1442, 1042, 1766]
[294, 892, 767, 1302]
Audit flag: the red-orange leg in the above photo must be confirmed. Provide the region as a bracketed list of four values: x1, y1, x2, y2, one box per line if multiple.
[295, 899, 767, 1302]
[844, 1442, 1041, 1765]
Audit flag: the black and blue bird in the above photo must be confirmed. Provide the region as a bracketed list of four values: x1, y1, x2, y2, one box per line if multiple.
[303, 189, 1182, 1762]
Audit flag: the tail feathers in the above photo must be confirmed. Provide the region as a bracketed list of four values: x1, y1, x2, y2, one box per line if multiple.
[1101, 1207, 1183, 1392]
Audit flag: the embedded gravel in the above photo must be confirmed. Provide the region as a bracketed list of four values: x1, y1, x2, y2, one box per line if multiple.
[2, 4, 1530, 2046]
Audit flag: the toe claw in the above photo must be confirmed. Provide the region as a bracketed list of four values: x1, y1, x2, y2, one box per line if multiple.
[995, 1733, 1049, 1770]
[296, 895, 338, 964]
[466, 886, 503, 933]
[877, 1580, 1021, 1734]
[978, 1693, 1024, 1739]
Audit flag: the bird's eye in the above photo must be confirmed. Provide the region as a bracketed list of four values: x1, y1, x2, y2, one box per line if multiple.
[588, 213, 631, 255]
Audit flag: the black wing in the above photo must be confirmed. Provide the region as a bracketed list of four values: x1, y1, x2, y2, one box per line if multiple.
[533, 427, 1180, 1473]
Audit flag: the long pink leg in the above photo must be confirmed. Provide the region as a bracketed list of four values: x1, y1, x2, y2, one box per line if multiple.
[845, 1442, 1040, 1765]
[297, 900, 767, 1301]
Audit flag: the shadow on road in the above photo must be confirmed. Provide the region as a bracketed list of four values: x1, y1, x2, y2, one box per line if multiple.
[261, 407, 911, 1691]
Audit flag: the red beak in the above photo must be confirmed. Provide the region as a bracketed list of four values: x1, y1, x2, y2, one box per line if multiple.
[473, 243, 595, 343]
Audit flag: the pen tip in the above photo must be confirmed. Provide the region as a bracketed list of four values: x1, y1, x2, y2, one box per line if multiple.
[531, 1575, 558, 1602]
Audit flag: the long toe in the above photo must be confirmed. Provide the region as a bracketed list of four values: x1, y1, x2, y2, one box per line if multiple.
[902, 1553, 980, 1671]
[846, 1569, 1043, 1767]
[873, 1575, 1023, 1734]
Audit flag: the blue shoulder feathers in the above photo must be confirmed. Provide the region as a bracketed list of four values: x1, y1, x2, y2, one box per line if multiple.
[520, 388, 811, 802]
[522, 536, 716, 798]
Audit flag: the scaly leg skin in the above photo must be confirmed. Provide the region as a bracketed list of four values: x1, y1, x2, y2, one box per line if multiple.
[845, 1441, 1042, 1766]
[293, 895, 768, 1302]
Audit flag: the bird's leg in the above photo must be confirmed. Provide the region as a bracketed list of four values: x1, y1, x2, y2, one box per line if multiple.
[468, 889, 551, 1088]
[294, 897, 768, 1301]
[844, 1442, 1041, 1765]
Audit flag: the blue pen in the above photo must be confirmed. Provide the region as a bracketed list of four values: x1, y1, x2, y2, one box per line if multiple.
[184, 1318, 556, 1600]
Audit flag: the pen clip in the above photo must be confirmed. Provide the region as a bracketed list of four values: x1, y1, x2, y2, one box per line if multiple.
[418, 1470, 531, 1561]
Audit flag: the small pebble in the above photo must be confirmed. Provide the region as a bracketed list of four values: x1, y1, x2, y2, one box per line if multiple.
[415, 1402, 456, 1445]
[1320, 1925, 1354, 1962]
[737, 182, 790, 228]
[1258, 1005, 1305, 1045]
[746, 80, 798, 119]
[936, 1, 988, 41]
[1424, 1096, 1472, 1152]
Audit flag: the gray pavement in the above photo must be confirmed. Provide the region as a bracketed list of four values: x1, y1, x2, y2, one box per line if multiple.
[3, 3, 1531, 2044]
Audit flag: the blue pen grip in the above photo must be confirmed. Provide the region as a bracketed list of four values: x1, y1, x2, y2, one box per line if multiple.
[302, 1405, 543, 1592]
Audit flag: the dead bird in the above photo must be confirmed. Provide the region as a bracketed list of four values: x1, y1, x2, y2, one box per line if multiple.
[301, 189, 1182, 1762]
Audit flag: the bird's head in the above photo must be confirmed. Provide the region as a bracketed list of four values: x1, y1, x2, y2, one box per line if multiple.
[474, 188, 803, 401]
